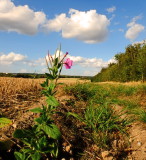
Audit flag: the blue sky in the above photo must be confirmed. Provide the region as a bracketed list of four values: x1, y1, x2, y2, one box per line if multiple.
[0, 0, 146, 76]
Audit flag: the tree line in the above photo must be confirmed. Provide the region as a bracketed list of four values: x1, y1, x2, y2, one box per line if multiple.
[92, 41, 146, 82]
[0, 72, 91, 79]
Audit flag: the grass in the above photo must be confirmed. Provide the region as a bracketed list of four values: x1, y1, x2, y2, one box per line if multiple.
[138, 110, 146, 123]
[68, 103, 129, 149]
[0, 77, 43, 106]
[65, 83, 146, 152]
[0, 77, 86, 108]
[65, 82, 146, 117]
[65, 83, 135, 149]
[65, 83, 98, 101]
[84, 104, 129, 148]
[132, 109, 146, 123]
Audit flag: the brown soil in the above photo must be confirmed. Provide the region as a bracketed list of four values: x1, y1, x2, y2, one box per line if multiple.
[113, 104, 146, 160]
[128, 122, 146, 160]
[0, 81, 146, 160]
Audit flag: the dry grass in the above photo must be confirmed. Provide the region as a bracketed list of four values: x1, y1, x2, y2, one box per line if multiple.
[0, 78, 144, 109]
[0, 77, 88, 108]
[58, 78, 90, 84]
[0, 77, 43, 108]
[97, 81, 146, 86]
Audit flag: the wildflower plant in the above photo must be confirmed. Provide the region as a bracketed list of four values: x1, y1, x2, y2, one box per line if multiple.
[13, 45, 73, 160]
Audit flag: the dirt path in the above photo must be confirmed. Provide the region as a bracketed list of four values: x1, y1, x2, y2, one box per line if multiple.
[128, 122, 146, 160]
[113, 104, 146, 160]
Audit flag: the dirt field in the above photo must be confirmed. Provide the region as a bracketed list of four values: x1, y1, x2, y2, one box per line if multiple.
[0, 78, 146, 160]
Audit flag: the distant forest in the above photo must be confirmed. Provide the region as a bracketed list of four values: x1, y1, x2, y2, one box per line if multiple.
[92, 42, 146, 82]
[0, 72, 91, 80]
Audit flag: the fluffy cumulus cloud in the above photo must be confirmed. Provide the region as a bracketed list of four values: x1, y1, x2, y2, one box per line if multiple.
[43, 9, 110, 43]
[0, 0, 110, 43]
[125, 15, 145, 41]
[0, 0, 46, 35]
[68, 55, 116, 68]
[0, 52, 27, 65]
[106, 6, 116, 13]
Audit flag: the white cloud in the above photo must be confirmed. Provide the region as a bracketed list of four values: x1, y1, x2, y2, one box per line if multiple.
[127, 15, 142, 27]
[43, 9, 110, 43]
[0, 1, 110, 43]
[107, 57, 117, 64]
[0, 0, 46, 35]
[44, 13, 66, 32]
[107, 6, 116, 13]
[125, 24, 144, 40]
[68, 55, 116, 68]
[125, 15, 145, 41]
[0, 52, 27, 65]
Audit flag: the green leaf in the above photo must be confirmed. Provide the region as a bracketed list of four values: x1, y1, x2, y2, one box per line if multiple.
[21, 149, 32, 154]
[31, 152, 41, 160]
[0, 118, 12, 128]
[54, 57, 59, 66]
[38, 136, 47, 149]
[46, 96, 59, 107]
[50, 143, 59, 158]
[57, 63, 62, 69]
[67, 112, 83, 122]
[41, 90, 49, 97]
[13, 129, 31, 139]
[41, 124, 61, 139]
[14, 152, 26, 160]
[35, 117, 43, 124]
[45, 73, 54, 80]
[40, 78, 49, 87]
[30, 107, 43, 113]
[40, 82, 46, 88]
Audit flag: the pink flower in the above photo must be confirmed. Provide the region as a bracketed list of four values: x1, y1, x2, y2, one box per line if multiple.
[64, 58, 73, 69]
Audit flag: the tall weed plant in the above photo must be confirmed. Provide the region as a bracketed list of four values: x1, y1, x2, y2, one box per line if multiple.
[13, 45, 73, 160]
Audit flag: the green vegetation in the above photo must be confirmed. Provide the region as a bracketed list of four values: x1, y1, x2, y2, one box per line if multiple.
[92, 42, 146, 82]
[65, 82, 146, 132]
[65, 83, 146, 149]
[68, 103, 129, 149]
